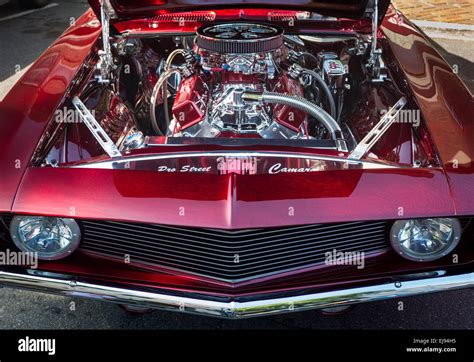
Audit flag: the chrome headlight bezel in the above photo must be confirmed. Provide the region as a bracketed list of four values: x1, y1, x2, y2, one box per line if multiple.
[390, 218, 461, 262]
[9, 215, 81, 260]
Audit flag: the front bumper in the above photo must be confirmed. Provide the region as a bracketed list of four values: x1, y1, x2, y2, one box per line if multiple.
[0, 269, 473, 318]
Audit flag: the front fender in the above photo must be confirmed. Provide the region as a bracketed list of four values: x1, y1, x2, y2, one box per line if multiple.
[0, 9, 101, 212]
[382, 8, 474, 216]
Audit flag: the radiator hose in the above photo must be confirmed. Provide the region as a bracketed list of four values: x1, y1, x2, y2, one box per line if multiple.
[161, 49, 188, 132]
[242, 91, 341, 139]
[150, 68, 182, 135]
[300, 68, 337, 119]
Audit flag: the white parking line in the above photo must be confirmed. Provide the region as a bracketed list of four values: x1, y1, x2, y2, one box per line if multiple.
[0, 2, 58, 23]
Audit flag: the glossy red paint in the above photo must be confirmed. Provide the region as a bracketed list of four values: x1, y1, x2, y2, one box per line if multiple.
[112, 10, 371, 35]
[12, 164, 455, 229]
[172, 74, 210, 132]
[381, 7, 474, 216]
[272, 73, 307, 132]
[0, 10, 101, 212]
[88, 0, 390, 22]
[2, 5, 470, 232]
[1, 3, 473, 300]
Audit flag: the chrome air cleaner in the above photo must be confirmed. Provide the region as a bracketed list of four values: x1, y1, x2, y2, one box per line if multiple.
[196, 23, 284, 54]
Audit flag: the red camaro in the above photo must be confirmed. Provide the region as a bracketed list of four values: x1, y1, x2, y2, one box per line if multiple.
[0, 0, 472, 318]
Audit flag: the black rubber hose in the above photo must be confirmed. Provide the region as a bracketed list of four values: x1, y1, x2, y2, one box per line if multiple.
[301, 68, 337, 120]
[298, 52, 319, 67]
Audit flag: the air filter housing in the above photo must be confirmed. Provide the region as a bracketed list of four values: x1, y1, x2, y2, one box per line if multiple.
[197, 23, 284, 54]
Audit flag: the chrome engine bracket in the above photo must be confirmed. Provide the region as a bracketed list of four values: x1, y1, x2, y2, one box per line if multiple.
[336, 138, 349, 153]
[367, 0, 388, 82]
[348, 97, 407, 160]
[95, 0, 114, 84]
[72, 97, 122, 158]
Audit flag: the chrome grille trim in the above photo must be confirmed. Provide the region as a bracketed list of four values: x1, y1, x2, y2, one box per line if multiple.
[80, 220, 390, 282]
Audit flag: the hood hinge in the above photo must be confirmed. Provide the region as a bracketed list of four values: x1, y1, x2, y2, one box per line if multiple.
[366, 0, 388, 82]
[95, 0, 116, 84]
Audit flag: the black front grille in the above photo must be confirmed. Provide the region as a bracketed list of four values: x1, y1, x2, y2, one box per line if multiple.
[80, 220, 390, 282]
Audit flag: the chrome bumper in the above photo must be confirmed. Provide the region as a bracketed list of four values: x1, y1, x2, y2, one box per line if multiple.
[0, 270, 472, 318]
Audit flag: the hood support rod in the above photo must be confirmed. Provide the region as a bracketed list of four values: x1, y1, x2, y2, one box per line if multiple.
[348, 97, 407, 160]
[72, 97, 122, 158]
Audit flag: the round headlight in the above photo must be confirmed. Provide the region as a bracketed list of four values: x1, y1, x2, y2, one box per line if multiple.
[390, 218, 461, 262]
[9, 216, 81, 260]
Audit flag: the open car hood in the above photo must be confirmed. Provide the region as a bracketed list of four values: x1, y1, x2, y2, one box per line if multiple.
[89, 0, 391, 22]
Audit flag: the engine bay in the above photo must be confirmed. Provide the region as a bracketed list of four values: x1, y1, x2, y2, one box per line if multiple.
[40, 19, 436, 167]
[109, 22, 352, 147]
[161, 23, 345, 141]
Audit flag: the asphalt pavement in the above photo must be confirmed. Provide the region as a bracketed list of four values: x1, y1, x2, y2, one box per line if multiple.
[0, 0, 473, 329]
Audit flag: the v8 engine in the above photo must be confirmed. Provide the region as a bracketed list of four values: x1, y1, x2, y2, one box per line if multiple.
[41, 15, 428, 168]
[150, 23, 346, 140]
